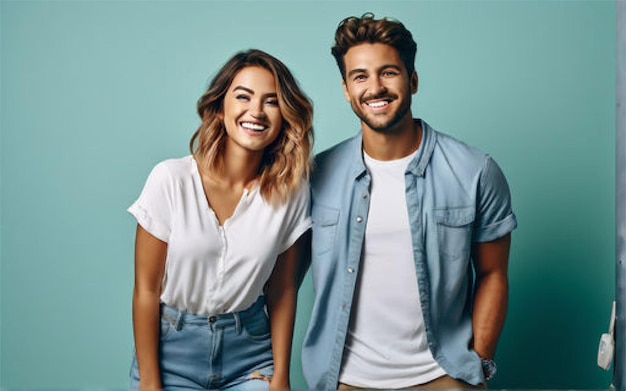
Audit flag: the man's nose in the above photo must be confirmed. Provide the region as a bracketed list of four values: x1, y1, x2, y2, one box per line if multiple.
[369, 77, 387, 95]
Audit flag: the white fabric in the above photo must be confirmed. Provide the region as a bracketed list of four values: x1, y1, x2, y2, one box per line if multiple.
[339, 150, 446, 388]
[128, 155, 311, 315]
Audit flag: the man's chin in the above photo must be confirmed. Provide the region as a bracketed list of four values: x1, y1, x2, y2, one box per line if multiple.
[362, 118, 402, 134]
[356, 107, 410, 134]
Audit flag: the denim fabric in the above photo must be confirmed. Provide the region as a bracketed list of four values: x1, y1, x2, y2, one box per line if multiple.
[302, 120, 517, 389]
[130, 296, 273, 391]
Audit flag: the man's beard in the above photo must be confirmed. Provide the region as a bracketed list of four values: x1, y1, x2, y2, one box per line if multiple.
[353, 93, 412, 134]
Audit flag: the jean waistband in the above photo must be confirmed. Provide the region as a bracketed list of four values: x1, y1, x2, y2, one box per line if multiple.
[160, 296, 266, 329]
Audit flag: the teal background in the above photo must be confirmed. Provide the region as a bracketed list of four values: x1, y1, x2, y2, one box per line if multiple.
[0, 0, 616, 389]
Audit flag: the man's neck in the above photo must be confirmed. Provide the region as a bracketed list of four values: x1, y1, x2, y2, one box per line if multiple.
[362, 116, 422, 161]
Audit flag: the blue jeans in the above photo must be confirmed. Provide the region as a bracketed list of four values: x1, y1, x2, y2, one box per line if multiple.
[130, 296, 274, 391]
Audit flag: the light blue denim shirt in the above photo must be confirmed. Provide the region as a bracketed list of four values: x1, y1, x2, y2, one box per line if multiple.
[301, 120, 517, 389]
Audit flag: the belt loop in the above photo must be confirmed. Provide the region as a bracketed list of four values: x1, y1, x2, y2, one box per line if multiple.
[174, 308, 183, 331]
[234, 312, 242, 334]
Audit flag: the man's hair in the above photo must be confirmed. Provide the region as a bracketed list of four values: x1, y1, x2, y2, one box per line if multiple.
[190, 49, 314, 205]
[331, 12, 417, 80]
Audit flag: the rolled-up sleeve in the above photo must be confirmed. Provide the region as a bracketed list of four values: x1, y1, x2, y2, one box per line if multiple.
[127, 162, 174, 243]
[473, 156, 518, 242]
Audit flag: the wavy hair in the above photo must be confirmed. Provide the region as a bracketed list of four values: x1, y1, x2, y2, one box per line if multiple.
[189, 49, 314, 205]
[331, 12, 417, 80]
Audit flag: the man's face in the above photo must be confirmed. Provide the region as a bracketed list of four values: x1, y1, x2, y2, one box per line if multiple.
[341, 43, 418, 134]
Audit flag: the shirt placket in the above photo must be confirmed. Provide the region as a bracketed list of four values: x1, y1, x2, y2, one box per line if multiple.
[330, 175, 371, 389]
[406, 168, 437, 356]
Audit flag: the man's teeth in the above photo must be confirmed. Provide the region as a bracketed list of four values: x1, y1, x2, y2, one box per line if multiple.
[241, 122, 266, 131]
[367, 101, 389, 108]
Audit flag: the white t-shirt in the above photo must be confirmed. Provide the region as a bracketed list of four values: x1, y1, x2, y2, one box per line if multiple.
[339, 150, 446, 388]
[128, 155, 311, 315]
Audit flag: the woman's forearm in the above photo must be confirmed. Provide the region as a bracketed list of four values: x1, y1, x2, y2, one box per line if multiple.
[133, 288, 163, 390]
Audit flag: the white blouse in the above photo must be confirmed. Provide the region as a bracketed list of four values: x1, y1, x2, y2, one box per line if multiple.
[128, 155, 311, 315]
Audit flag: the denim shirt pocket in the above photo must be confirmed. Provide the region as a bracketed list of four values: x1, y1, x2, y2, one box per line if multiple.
[311, 205, 340, 256]
[433, 206, 475, 263]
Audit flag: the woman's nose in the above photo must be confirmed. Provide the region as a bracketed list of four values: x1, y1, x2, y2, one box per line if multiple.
[249, 100, 266, 119]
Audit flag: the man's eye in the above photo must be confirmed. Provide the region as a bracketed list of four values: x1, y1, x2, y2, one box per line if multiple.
[353, 74, 366, 82]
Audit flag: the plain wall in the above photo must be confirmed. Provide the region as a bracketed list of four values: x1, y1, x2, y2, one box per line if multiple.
[0, 0, 616, 389]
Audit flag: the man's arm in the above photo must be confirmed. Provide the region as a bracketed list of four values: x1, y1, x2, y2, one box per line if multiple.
[471, 233, 511, 359]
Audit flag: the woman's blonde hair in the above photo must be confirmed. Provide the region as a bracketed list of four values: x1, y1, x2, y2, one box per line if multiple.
[190, 49, 313, 205]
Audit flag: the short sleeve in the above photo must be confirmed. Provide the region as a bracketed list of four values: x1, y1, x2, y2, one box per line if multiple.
[278, 181, 312, 253]
[127, 161, 175, 242]
[473, 157, 518, 242]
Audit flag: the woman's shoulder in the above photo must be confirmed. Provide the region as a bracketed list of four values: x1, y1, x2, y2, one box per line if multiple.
[144, 155, 196, 186]
[150, 155, 195, 176]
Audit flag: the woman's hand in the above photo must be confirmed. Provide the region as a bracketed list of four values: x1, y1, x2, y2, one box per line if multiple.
[268, 376, 290, 391]
[139, 377, 163, 391]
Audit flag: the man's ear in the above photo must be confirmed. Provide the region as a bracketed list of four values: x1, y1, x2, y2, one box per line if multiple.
[411, 71, 418, 94]
[342, 80, 351, 102]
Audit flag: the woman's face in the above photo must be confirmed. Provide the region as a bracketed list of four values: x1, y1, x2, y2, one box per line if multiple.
[221, 66, 283, 154]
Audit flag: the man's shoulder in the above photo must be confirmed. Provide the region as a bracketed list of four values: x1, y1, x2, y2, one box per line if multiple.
[313, 135, 360, 176]
[432, 129, 486, 159]
[315, 135, 359, 164]
[428, 127, 491, 173]
[311, 134, 360, 193]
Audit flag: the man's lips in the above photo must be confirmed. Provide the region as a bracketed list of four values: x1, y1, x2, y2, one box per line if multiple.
[366, 100, 390, 108]
[362, 94, 397, 109]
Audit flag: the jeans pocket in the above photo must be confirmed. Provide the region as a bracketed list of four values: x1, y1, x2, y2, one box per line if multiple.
[160, 314, 175, 341]
[242, 311, 271, 341]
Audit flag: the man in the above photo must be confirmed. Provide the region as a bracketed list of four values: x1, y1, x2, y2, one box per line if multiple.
[301, 13, 517, 389]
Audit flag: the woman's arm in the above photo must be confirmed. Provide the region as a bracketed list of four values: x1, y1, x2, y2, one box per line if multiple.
[132, 224, 167, 391]
[264, 231, 310, 390]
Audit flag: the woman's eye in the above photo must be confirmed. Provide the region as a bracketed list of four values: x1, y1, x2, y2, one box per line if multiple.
[266, 99, 279, 106]
[236, 94, 250, 101]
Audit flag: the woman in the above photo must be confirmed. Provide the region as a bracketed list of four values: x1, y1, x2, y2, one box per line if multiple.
[128, 49, 313, 391]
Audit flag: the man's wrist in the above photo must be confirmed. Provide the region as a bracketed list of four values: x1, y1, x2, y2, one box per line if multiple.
[481, 358, 497, 381]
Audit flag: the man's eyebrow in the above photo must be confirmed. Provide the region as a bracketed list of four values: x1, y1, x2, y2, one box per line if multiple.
[346, 68, 367, 78]
[346, 64, 403, 78]
[381, 64, 403, 72]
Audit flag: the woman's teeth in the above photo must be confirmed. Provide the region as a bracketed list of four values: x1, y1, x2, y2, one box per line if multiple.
[241, 122, 266, 132]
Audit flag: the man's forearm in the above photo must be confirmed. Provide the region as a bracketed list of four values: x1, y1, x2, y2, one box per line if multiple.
[472, 271, 508, 359]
